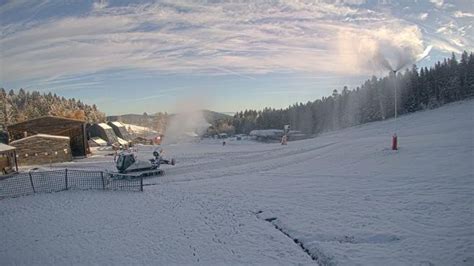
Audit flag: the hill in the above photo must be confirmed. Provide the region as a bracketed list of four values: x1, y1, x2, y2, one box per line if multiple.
[201, 109, 231, 122]
[1, 99, 472, 265]
[107, 110, 231, 133]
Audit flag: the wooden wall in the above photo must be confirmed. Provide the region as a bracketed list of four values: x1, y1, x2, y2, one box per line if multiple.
[11, 136, 72, 166]
[7, 117, 88, 157]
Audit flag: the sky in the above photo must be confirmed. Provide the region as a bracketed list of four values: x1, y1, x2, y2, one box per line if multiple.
[1, 0, 473, 115]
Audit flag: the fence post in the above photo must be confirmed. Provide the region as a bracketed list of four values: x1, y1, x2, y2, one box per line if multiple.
[65, 169, 68, 190]
[140, 177, 143, 192]
[101, 172, 105, 190]
[28, 171, 36, 193]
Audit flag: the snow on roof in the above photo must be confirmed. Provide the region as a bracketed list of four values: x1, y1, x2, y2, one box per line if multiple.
[116, 137, 129, 145]
[98, 123, 112, 129]
[0, 143, 15, 152]
[90, 137, 107, 145]
[111, 121, 125, 128]
[11, 134, 70, 144]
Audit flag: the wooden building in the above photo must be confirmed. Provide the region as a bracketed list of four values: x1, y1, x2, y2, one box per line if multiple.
[0, 143, 18, 175]
[10, 134, 72, 166]
[7, 116, 88, 157]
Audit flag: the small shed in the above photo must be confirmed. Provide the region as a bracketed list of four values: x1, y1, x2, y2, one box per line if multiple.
[108, 121, 132, 142]
[10, 134, 72, 166]
[7, 116, 88, 157]
[87, 123, 119, 145]
[0, 143, 18, 175]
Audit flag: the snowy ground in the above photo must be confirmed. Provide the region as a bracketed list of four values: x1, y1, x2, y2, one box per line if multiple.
[1, 100, 473, 265]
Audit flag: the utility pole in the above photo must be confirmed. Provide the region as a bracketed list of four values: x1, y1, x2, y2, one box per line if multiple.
[392, 70, 398, 150]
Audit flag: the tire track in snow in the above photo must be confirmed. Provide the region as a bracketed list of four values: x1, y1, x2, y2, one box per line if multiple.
[150, 184, 287, 263]
[167, 142, 335, 176]
[148, 142, 338, 185]
[255, 212, 334, 266]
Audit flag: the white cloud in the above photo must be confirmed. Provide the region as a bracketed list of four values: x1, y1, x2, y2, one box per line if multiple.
[336, 0, 367, 5]
[92, 0, 109, 10]
[453, 11, 474, 18]
[429, 0, 444, 8]
[0, 0, 468, 84]
[418, 13, 429, 20]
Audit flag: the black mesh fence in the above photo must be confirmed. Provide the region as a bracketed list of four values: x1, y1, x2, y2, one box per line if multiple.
[0, 173, 34, 198]
[30, 170, 67, 194]
[0, 169, 143, 200]
[107, 177, 143, 192]
[67, 170, 105, 190]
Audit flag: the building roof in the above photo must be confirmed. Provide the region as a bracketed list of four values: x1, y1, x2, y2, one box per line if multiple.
[7, 116, 85, 135]
[90, 137, 107, 145]
[0, 143, 16, 152]
[111, 121, 125, 128]
[98, 123, 112, 130]
[116, 137, 129, 145]
[10, 134, 70, 144]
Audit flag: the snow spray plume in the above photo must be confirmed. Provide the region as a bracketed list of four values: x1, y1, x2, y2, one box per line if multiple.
[162, 97, 210, 145]
[335, 26, 432, 128]
[370, 43, 433, 73]
[337, 26, 430, 74]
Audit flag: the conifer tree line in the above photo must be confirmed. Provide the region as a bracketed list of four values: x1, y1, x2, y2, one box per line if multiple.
[0, 89, 106, 127]
[231, 51, 474, 135]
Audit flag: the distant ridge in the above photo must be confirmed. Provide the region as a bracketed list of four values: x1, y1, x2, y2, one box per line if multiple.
[201, 110, 232, 122]
[107, 110, 231, 131]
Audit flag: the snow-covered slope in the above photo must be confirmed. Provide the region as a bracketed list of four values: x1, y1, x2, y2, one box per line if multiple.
[1, 100, 473, 265]
[121, 123, 158, 136]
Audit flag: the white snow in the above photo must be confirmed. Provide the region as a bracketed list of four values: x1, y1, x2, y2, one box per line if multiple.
[116, 137, 129, 145]
[121, 123, 158, 136]
[111, 121, 125, 128]
[1, 100, 473, 265]
[90, 137, 107, 146]
[10, 133, 70, 143]
[98, 123, 112, 130]
[0, 143, 15, 152]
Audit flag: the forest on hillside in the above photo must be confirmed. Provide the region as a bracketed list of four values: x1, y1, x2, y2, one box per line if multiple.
[0, 89, 105, 127]
[225, 51, 474, 135]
